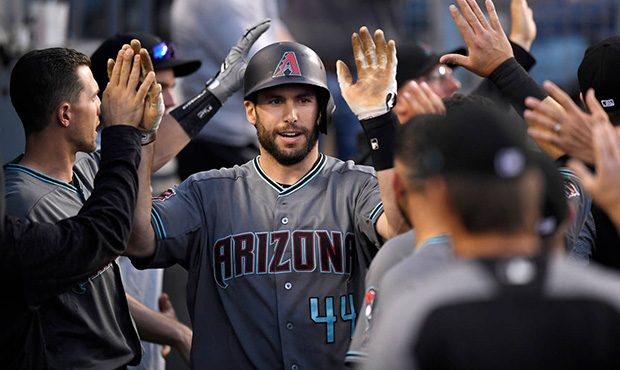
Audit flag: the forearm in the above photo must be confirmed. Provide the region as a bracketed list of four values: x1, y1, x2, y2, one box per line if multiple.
[126, 294, 192, 350]
[152, 115, 190, 171]
[360, 112, 409, 240]
[127, 143, 157, 257]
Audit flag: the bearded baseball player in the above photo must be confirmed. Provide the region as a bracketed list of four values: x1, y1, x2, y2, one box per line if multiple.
[127, 26, 406, 369]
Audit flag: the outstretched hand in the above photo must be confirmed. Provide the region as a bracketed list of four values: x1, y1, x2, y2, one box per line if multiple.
[524, 81, 610, 164]
[509, 0, 536, 51]
[394, 81, 445, 124]
[440, 0, 513, 77]
[207, 19, 272, 103]
[336, 26, 397, 120]
[101, 47, 155, 128]
[568, 122, 620, 230]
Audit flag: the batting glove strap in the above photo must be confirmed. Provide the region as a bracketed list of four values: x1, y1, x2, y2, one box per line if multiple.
[170, 88, 223, 138]
[488, 57, 547, 115]
[361, 111, 399, 171]
[140, 130, 157, 146]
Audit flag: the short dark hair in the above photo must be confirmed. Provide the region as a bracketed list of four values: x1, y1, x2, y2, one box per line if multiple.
[10, 47, 91, 136]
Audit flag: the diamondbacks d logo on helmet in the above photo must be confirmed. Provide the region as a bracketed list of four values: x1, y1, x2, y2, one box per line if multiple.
[273, 51, 302, 78]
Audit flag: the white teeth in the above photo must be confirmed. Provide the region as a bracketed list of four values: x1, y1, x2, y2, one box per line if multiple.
[281, 133, 298, 137]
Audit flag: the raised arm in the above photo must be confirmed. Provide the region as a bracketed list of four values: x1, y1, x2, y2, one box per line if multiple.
[337, 26, 409, 240]
[440, 0, 564, 158]
[151, 20, 271, 170]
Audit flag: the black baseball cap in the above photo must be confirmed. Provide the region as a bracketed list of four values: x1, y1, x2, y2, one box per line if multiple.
[90, 32, 201, 92]
[409, 102, 531, 180]
[396, 42, 466, 88]
[577, 36, 620, 114]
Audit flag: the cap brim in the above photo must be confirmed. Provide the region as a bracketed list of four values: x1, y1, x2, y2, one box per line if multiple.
[154, 58, 201, 77]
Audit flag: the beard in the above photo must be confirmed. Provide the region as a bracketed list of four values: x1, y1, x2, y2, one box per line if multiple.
[255, 116, 319, 166]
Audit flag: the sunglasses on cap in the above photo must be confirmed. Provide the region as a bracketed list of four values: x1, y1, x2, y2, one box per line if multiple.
[151, 41, 176, 60]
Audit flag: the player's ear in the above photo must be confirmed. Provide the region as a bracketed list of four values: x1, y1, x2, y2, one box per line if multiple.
[56, 101, 71, 128]
[244, 100, 257, 126]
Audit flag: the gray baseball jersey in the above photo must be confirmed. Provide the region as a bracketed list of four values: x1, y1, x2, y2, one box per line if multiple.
[346, 233, 452, 367]
[364, 255, 620, 370]
[133, 153, 384, 369]
[4, 152, 141, 369]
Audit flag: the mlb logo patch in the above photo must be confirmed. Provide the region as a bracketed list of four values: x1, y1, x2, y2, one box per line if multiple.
[601, 99, 615, 108]
[273, 51, 302, 78]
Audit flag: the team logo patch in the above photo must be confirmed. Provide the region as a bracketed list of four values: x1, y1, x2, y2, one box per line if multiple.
[364, 288, 377, 328]
[564, 182, 580, 199]
[153, 188, 176, 201]
[273, 51, 302, 78]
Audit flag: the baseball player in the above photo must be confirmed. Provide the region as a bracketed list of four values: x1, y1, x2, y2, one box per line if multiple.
[127, 27, 405, 369]
[1, 75, 151, 368]
[364, 102, 620, 370]
[4, 22, 269, 368]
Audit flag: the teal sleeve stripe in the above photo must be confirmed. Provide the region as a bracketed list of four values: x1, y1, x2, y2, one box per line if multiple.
[369, 203, 384, 222]
[151, 208, 167, 240]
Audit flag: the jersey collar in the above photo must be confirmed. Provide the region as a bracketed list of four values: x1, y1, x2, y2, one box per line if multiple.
[4, 163, 80, 194]
[252, 153, 327, 197]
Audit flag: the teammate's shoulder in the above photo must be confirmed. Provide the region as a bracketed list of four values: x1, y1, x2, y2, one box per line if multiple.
[183, 161, 254, 185]
[324, 155, 377, 177]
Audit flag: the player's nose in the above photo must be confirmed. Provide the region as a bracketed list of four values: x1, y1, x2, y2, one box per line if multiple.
[283, 100, 298, 123]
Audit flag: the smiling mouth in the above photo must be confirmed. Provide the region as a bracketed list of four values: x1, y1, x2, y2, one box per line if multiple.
[279, 132, 302, 138]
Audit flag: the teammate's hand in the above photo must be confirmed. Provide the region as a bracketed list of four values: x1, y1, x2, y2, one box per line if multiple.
[337, 26, 397, 120]
[101, 46, 155, 128]
[568, 122, 620, 229]
[207, 19, 271, 104]
[394, 81, 445, 124]
[509, 0, 536, 52]
[524, 81, 610, 164]
[440, 0, 513, 77]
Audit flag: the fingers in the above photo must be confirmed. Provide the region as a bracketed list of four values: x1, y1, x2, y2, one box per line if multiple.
[457, 0, 485, 34]
[439, 53, 468, 67]
[106, 58, 115, 81]
[387, 39, 397, 70]
[420, 82, 446, 113]
[584, 88, 608, 119]
[140, 47, 155, 75]
[351, 32, 367, 71]
[542, 81, 580, 115]
[524, 97, 563, 130]
[567, 158, 594, 191]
[485, 0, 504, 32]
[359, 26, 378, 66]
[336, 60, 353, 90]
[127, 53, 142, 91]
[118, 47, 135, 87]
[449, 3, 476, 44]
[467, 0, 491, 30]
[527, 127, 560, 147]
[108, 49, 125, 86]
[374, 29, 388, 66]
[130, 39, 142, 59]
[136, 71, 156, 103]
[161, 345, 172, 358]
[238, 19, 272, 54]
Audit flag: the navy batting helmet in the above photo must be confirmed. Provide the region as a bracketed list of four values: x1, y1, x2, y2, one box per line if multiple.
[243, 42, 335, 134]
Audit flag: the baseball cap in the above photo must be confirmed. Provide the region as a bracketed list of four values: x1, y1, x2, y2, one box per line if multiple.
[396, 42, 466, 88]
[408, 101, 531, 180]
[577, 36, 620, 113]
[90, 32, 201, 92]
